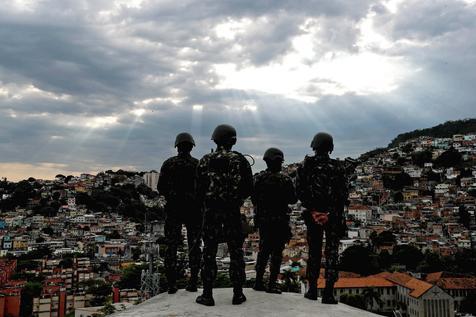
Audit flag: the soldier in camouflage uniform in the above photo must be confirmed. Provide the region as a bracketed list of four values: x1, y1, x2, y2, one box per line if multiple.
[296, 132, 347, 304]
[195, 124, 253, 306]
[252, 148, 297, 294]
[158, 132, 202, 294]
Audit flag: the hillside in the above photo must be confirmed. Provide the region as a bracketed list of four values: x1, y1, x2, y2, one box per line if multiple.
[388, 118, 476, 148]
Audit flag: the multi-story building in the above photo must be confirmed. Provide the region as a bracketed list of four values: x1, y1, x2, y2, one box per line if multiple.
[143, 172, 159, 192]
[318, 272, 455, 317]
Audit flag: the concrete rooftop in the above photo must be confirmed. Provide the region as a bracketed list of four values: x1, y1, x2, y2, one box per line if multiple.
[113, 288, 380, 317]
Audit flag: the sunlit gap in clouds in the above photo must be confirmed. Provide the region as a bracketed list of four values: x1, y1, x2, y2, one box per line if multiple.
[191, 104, 203, 140]
[112, 108, 147, 158]
[64, 115, 118, 164]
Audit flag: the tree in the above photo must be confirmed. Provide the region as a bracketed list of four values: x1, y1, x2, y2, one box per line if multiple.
[12, 180, 34, 207]
[59, 257, 74, 269]
[20, 282, 43, 317]
[118, 264, 147, 290]
[81, 280, 112, 307]
[411, 150, 433, 167]
[374, 231, 396, 248]
[418, 251, 445, 273]
[340, 245, 380, 276]
[434, 147, 462, 168]
[393, 192, 404, 203]
[393, 245, 424, 270]
[101, 303, 116, 316]
[281, 268, 300, 293]
[461, 293, 476, 315]
[383, 172, 412, 191]
[214, 272, 233, 288]
[362, 288, 382, 311]
[402, 143, 413, 154]
[453, 249, 476, 275]
[469, 189, 476, 198]
[458, 205, 471, 229]
[42, 227, 54, 236]
[378, 250, 393, 271]
[339, 294, 366, 310]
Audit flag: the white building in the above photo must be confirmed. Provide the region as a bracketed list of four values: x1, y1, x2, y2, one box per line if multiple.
[143, 171, 159, 191]
[348, 205, 372, 224]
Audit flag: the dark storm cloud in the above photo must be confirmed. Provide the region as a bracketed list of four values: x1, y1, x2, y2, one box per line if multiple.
[0, 0, 475, 180]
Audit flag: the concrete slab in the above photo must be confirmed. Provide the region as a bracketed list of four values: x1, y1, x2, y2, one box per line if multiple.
[113, 288, 381, 316]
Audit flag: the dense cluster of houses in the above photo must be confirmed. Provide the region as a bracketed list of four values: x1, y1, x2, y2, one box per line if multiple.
[1, 134, 476, 316]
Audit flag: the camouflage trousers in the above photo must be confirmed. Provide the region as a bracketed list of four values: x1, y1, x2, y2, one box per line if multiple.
[255, 224, 289, 282]
[164, 213, 202, 286]
[201, 206, 245, 290]
[306, 221, 340, 285]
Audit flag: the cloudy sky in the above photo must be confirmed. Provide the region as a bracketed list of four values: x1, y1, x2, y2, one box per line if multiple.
[1, 0, 475, 180]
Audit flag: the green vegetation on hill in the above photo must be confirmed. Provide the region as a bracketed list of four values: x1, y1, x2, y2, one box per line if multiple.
[389, 118, 476, 148]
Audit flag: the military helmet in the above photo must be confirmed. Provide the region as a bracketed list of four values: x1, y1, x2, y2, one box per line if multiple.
[311, 132, 334, 152]
[263, 147, 284, 162]
[174, 132, 195, 147]
[211, 124, 237, 143]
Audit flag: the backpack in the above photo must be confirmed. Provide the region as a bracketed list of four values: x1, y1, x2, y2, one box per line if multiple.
[306, 156, 341, 211]
[205, 150, 244, 205]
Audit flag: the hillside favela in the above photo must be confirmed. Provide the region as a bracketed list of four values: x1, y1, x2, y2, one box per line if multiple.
[2, 1, 476, 317]
[0, 119, 475, 317]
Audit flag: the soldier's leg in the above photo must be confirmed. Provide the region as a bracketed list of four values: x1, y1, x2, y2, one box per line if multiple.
[185, 220, 202, 292]
[164, 215, 182, 293]
[254, 229, 271, 291]
[227, 237, 246, 304]
[322, 226, 339, 304]
[305, 222, 324, 300]
[196, 234, 217, 306]
[267, 241, 285, 294]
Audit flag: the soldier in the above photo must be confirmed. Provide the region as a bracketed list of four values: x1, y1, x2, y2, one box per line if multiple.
[252, 148, 297, 294]
[296, 132, 347, 304]
[195, 124, 253, 306]
[158, 132, 202, 294]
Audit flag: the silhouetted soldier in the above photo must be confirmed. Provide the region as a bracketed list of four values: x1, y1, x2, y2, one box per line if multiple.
[296, 132, 347, 304]
[252, 148, 296, 294]
[195, 124, 253, 306]
[158, 132, 202, 294]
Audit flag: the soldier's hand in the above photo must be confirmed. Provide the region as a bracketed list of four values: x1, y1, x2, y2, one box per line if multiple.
[311, 211, 329, 225]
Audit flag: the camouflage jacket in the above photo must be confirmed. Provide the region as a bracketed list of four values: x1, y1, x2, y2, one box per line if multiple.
[157, 153, 199, 205]
[196, 147, 253, 207]
[252, 169, 297, 225]
[296, 154, 347, 221]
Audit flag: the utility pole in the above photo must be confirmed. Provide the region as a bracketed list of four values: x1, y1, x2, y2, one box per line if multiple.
[140, 210, 160, 299]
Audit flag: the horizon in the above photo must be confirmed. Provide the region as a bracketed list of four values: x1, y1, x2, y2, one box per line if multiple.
[1, 1, 476, 181]
[1, 117, 474, 182]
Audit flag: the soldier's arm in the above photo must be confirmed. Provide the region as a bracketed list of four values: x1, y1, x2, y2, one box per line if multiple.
[295, 160, 310, 207]
[195, 157, 207, 204]
[239, 155, 253, 200]
[157, 160, 170, 197]
[285, 177, 298, 205]
[251, 174, 259, 206]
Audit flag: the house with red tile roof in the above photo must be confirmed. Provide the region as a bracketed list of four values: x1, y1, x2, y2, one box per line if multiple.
[426, 271, 476, 312]
[317, 272, 454, 316]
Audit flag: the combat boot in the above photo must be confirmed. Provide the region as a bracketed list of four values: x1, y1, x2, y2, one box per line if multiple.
[196, 288, 215, 306]
[253, 265, 266, 291]
[266, 260, 282, 294]
[186, 280, 197, 292]
[321, 281, 338, 304]
[304, 280, 318, 300]
[166, 267, 177, 294]
[253, 279, 266, 292]
[266, 283, 282, 294]
[232, 286, 247, 305]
